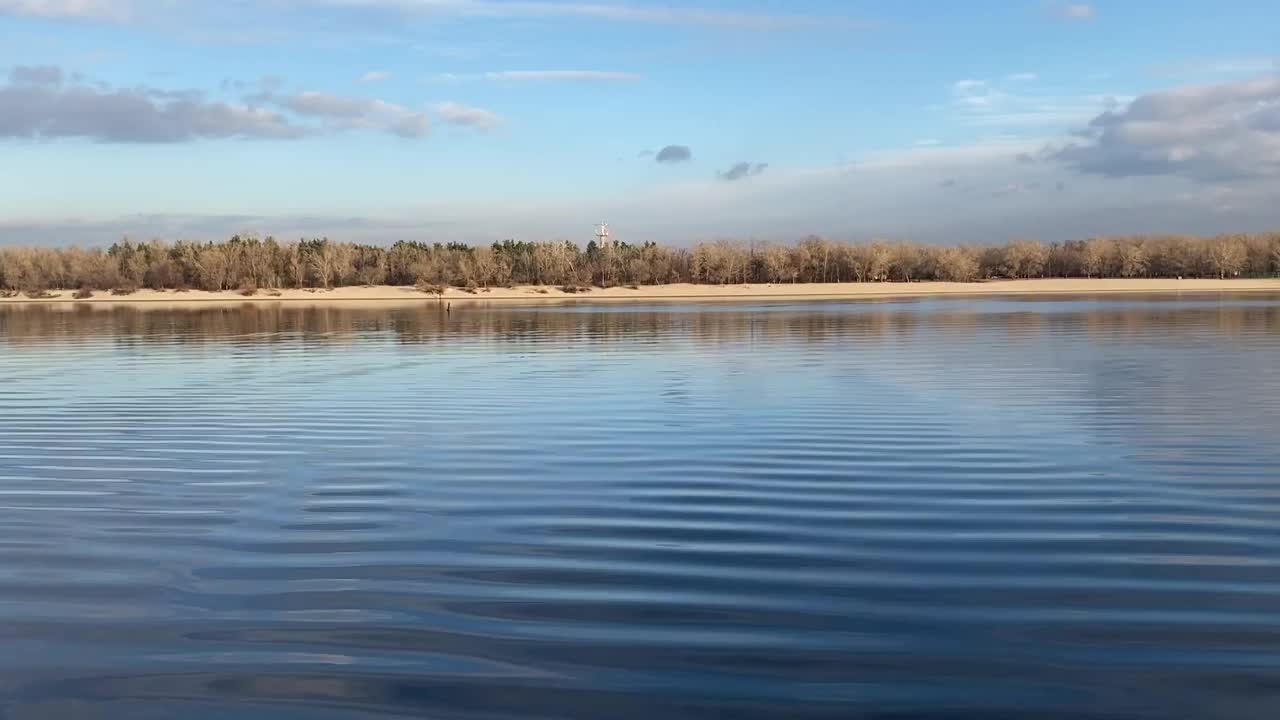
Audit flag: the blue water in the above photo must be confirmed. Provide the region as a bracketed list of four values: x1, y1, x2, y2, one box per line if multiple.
[1, 295, 1280, 719]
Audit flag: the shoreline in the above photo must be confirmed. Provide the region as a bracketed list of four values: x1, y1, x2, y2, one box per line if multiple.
[3, 278, 1280, 307]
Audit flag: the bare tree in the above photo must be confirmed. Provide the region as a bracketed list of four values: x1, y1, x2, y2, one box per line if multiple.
[1208, 235, 1247, 279]
[1118, 239, 1149, 278]
[1003, 240, 1049, 279]
[935, 246, 980, 282]
[196, 244, 230, 291]
[1082, 237, 1114, 278]
[763, 245, 792, 283]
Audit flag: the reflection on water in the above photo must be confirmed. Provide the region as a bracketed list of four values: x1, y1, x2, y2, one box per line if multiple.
[2, 295, 1280, 719]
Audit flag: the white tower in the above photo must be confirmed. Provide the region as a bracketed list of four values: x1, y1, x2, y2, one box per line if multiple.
[595, 222, 610, 247]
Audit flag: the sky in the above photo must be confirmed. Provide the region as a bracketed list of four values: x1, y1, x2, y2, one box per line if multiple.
[1, 0, 1279, 247]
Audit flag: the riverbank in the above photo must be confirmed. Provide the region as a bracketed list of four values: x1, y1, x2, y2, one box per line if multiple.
[3, 278, 1280, 306]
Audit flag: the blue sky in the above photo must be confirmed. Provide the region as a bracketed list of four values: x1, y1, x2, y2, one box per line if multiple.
[1, 0, 1279, 246]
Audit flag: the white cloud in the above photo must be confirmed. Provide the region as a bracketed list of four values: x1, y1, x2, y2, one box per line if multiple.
[311, 0, 863, 32]
[1, 0, 871, 52]
[0, 65, 305, 142]
[285, 90, 379, 118]
[2, 0, 867, 33]
[485, 70, 641, 82]
[0, 66, 432, 143]
[360, 70, 391, 83]
[1150, 57, 1280, 78]
[253, 89, 430, 137]
[1050, 75, 1280, 181]
[434, 101, 502, 130]
[0, 0, 126, 20]
[1055, 3, 1095, 20]
[949, 76, 1121, 130]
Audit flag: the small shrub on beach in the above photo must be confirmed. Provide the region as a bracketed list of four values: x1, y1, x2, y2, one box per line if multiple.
[73, 287, 94, 299]
[626, 284, 640, 290]
[416, 282, 446, 297]
[266, 289, 283, 297]
[534, 288, 549, 294]
[24, 289, 56, 299]
[0, 289, 19, 298]
[111, 284, 139, 296]
[238, 281, 258, 297]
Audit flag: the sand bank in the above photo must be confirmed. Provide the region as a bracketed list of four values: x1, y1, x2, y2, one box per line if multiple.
[3, 278, 1280, 307]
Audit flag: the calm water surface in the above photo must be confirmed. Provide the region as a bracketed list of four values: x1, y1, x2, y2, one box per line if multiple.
[2, 296, 1280, 719]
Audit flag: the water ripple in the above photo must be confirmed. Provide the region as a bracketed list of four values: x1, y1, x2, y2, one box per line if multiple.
[2, 296, 1280, 719]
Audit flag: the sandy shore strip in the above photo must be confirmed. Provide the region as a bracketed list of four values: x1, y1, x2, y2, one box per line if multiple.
[3, 278, 1280, 307]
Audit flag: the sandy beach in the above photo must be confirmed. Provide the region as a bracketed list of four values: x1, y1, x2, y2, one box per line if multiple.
[3, 278, 1280, 307]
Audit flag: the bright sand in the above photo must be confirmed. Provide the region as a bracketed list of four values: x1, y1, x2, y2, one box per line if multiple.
[3, 278, 1280, 307]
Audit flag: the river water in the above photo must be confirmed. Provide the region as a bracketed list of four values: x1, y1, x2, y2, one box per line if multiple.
[2, 295, 1280, 719]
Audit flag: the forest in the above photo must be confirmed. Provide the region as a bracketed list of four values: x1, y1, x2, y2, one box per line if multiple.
[2, 232, 1279, 296]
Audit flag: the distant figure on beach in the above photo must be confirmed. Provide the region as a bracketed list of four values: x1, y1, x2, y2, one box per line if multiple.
[447, 303, 451, 314]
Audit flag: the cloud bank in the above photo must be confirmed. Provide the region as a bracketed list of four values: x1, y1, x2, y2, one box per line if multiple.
[0, 65, 457, 141]
[1050, 75, 1280, 181]
[0, 65, 304, 142]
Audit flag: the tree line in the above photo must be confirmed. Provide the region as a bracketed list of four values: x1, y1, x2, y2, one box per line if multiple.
[2, 232, 1279, 295]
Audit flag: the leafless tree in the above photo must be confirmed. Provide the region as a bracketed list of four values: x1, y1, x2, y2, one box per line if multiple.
[1208, 235, 1248, 279]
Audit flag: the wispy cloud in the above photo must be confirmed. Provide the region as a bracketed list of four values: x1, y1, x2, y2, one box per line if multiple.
[485, 70, 641, 82]
[991, 181, 1042, 197]
[0, 212, 442, 247]
[0, 0, 127, 20]
[313, 0, 864, 32]
[2, 0, 869, 38]
[269, 90, 430, 137]
[719, 161, 768, 181]
[434, 100, 503, 130]
[949, 75, 1120, 130]
[1149, 56, 1280, 78]
[360, 70, 392, 83]
[1051, 3, 1095, 21]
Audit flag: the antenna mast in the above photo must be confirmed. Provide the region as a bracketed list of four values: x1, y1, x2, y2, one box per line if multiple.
[595, 222, 610, 247]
